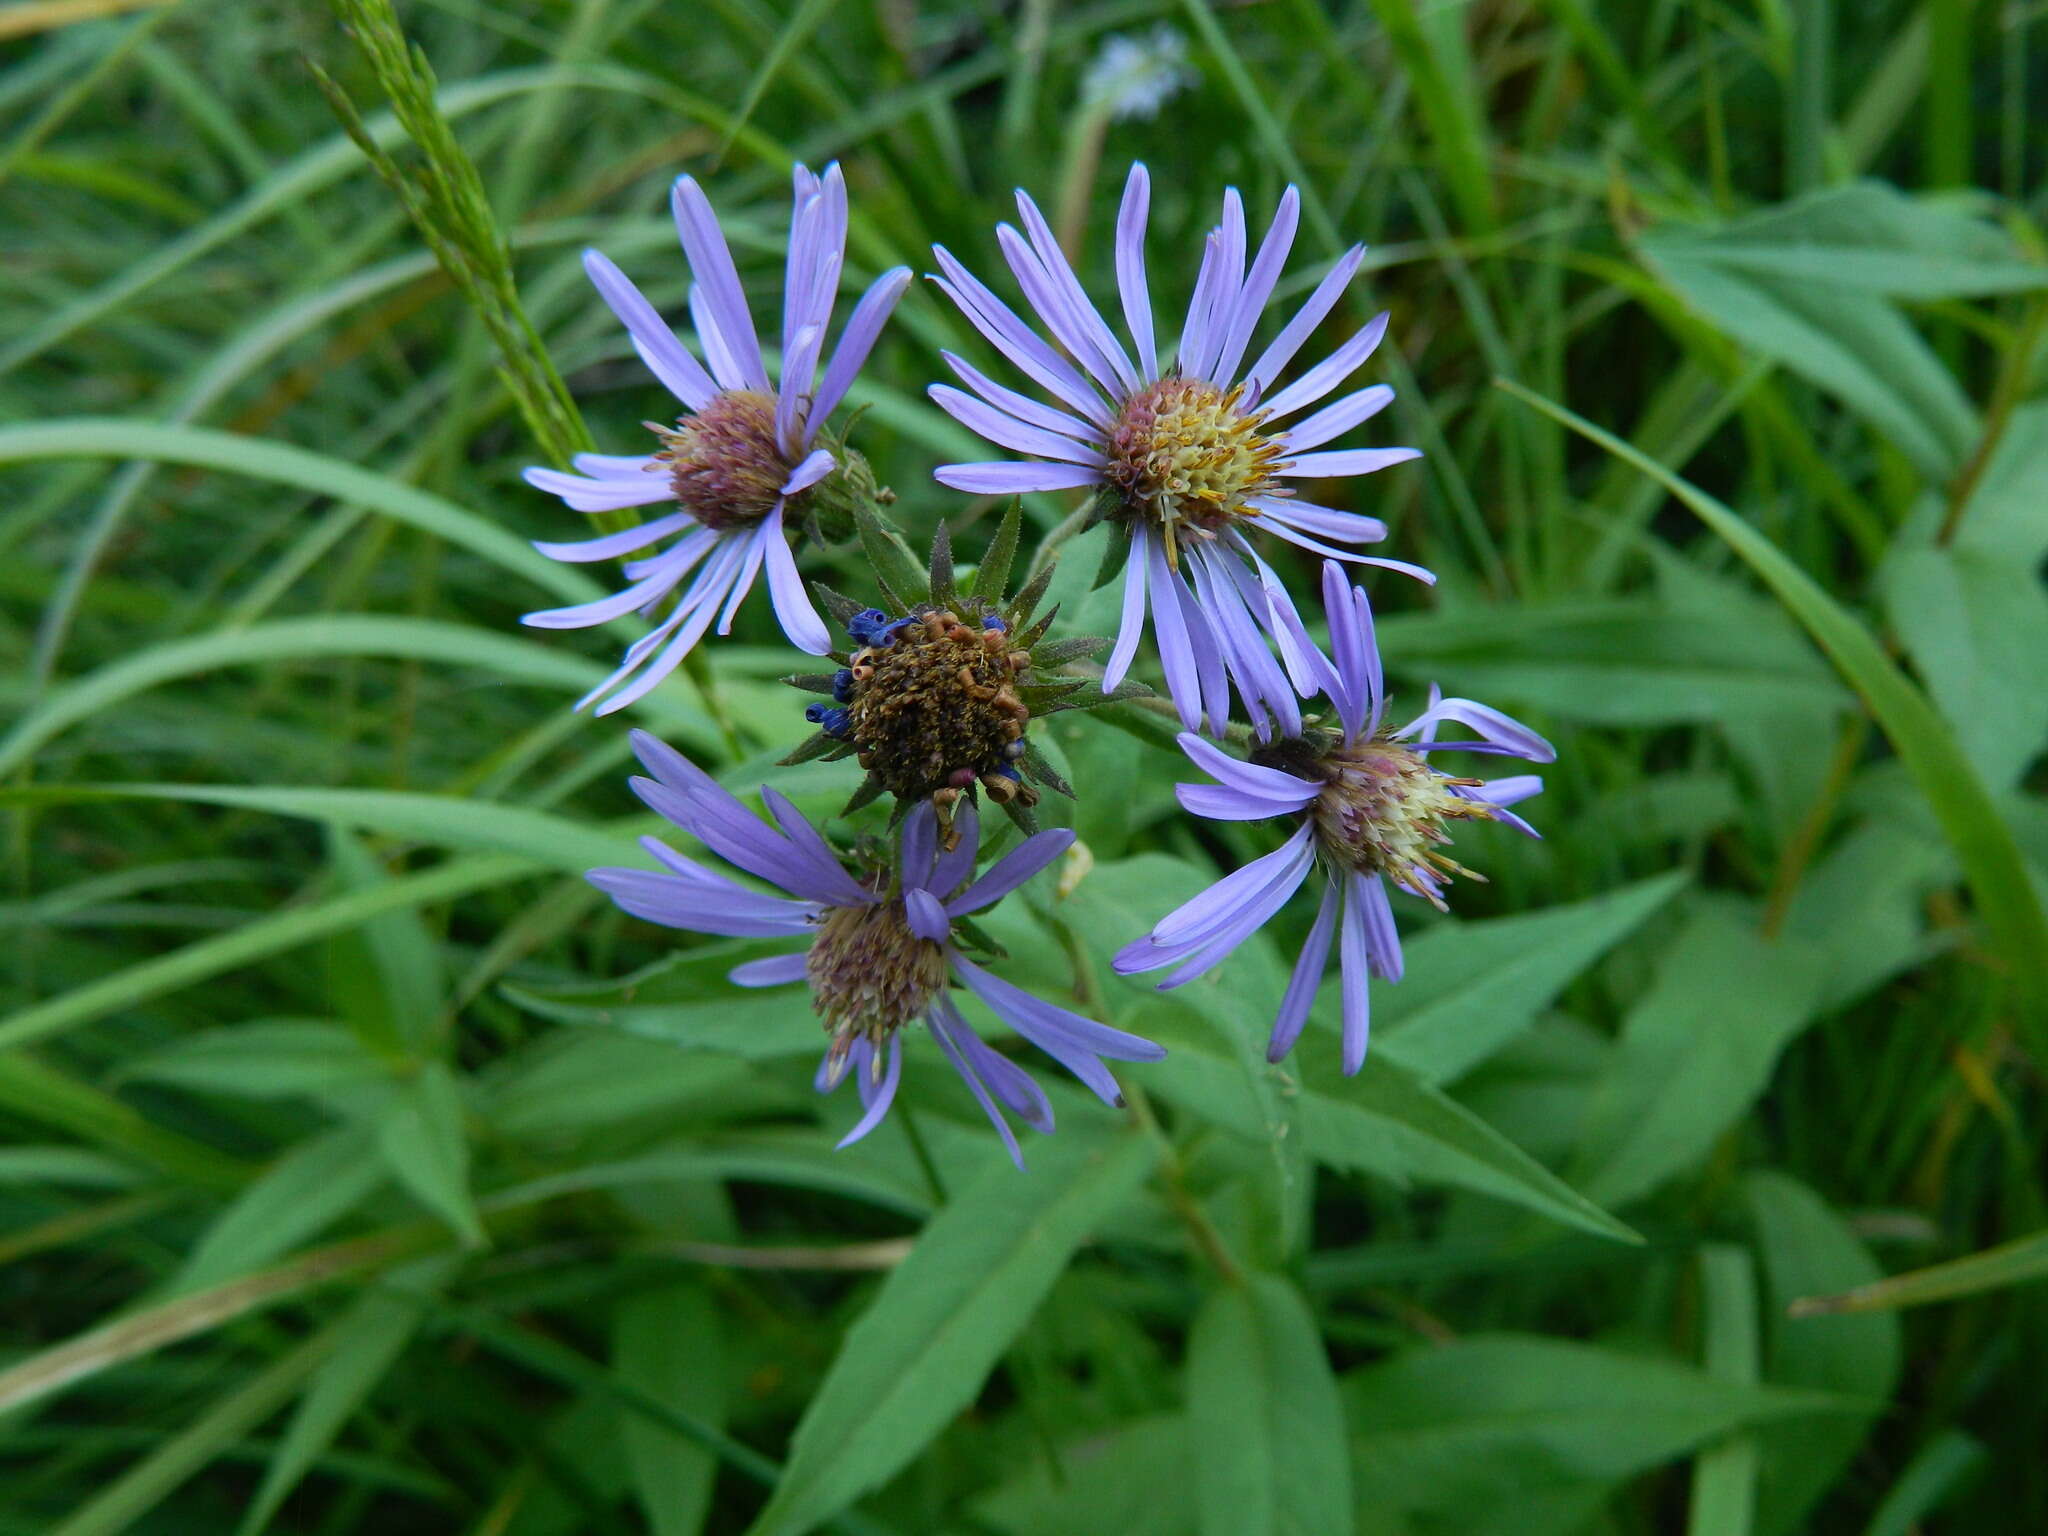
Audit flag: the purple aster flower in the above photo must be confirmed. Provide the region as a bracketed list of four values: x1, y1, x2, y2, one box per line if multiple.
[1113, 563, 1553, 1074]
[926, 163, 1432, 737]
[523, 164, 912, 716]
[588, 731, 1165, 1166]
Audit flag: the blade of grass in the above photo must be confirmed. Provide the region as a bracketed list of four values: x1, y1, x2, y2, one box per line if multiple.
[1498, 377, 2048, 1036]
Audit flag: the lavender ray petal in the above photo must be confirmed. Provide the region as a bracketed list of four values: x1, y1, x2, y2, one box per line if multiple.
[944, 827, 1075, 915]
[1014, 190, 1138, 390]
[1243, 245, 1366, 401]
[837, 1033, 905, 1149]
[1338, 877, 1373, 1074]
[950, 952, 1165, 1063]
[1115, 163, 1157, 381]
[1157, 835, 1313, 988]
[996, 223, 1130, 396]
[1211, 185, 1299, 387]
[532, 511, 695, 564]
[759, 784, 875, 906]
[815, 1043, 851, 1095]
[1464, 773, 1544, 807]
[571, 452, 666, 478]
[934, 460, 1103, 495]
[520, 544, 702, 631]
[1261, 312, 1391, 421]
[523, 465, 677, 514]
[757, 504, 832, 655]
[1247, 494, 1388, 544]
[928, 251, 1112, 425]
[1176, 782, 1300, 822]
[1279, 447, 1422, 480]
[810, 267, 913, 433]
[1279, 382, 1396, 452]
[730, 952, 812, 988]
[687, 282, 747, 392]
[905, 887, 951, 942]
[949, 1024, 1055, 1131]
[929, 385, 1108, 465]
[1175, 230, 1225, 382]
[580, 249, 718, 411]
[940, 349, 1102, 445]
[899, 800, 939, 891]
[781, 448, 836, 496]
[671, 176, 769, 392]
[1145, 535, 1203, 731]
[1354, 870, 1403, 983]
[775, 322, 826, 460]
[1398, 697, 1555, 763]
[781, 187, 825, 358]
[714, 519, 772, 634]
[1146, 823, 1315, 946]
[1267, 878, 1340, 1063]
[1176, 731, 1321, 804]
[929, 802, 982, 898]
[1100, 526, 1151, 692]
[586, 868, 819, 935]
[926, 998, 1027, 1169]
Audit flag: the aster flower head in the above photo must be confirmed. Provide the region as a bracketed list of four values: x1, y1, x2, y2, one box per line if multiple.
[1113, 563, 1554, 1074]
[522, 163, 912, 716]
[588, 731, 1165, 1166]
[928, 164, 1432, 737]
[1080, 25, 1195, 122]
[783, 502, 1135, 832]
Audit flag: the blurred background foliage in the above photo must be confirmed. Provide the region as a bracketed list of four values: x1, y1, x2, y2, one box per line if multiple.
[2, 0, 2046, 1531]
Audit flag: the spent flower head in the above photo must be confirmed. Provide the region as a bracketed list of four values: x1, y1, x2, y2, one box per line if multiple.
[1080, 25, 1195, 122]
[589, 731, 1164, 1165]
[1114, 563, 1554, 1073]
[927, 164, 1432, 737]
[522, 163, 910, 715]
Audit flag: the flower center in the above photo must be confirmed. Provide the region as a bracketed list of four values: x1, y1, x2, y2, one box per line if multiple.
[843, 609, 1037, 805]
[805, 899, 947, 1043]
[1286, 739, 1496, 906]
[650, 388, 788, 531]
[1105, 376, 1290, 561]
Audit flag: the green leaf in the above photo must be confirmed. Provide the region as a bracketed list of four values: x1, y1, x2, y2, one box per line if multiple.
[374, 1062, 483, 1247]
[502, 943, 823, 1060]
[1375, 871, 1689, 1084]
[237, 1253, 462, 1536]
[327, 828, 445, 1055]
[615, 1282, 726, 1536]
[1376, 602, 1845, 728]
[1575, 911, 1829, 1208]
[1745, 1173, 1900, 1536]
[1187, 1273, 1352, 1536]
[121, 1020, 388, 1100]
[487, 1032, 767, 1140]
[1640, 186, 1983, 477]
[851, 494, 929, 612]
[973, 1416, 1193, 1536]
[973, 499, 1023, 604]
[1346, 1335, 1867, 1535]
[171, 1126, 387, 1295]
[743, 1132, 1157, 1536]
[1883, 543, 2048, 790]
[1503, 379, 2048, 1035]
[1687, 1246, 1761, 1536]
[0, 615, 710, 778]
[0, 853, 538, 1052]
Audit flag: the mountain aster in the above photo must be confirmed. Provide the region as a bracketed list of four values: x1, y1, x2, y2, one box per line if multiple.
[523, 164, 910, 714]
[928, 164, 1430, 737]
[589, 731, 1164, 1165]
[1114, 563, 1553, 1073]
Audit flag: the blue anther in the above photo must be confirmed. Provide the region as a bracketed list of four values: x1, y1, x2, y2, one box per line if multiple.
[981, 614, 1009, 632]
[846, 608, 913, 647]
[831, 668, 855, 702]
[804, 703, 852, 736]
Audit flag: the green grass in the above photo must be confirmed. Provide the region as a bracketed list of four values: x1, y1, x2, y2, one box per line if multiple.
[4, 1, 2045, 1533]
